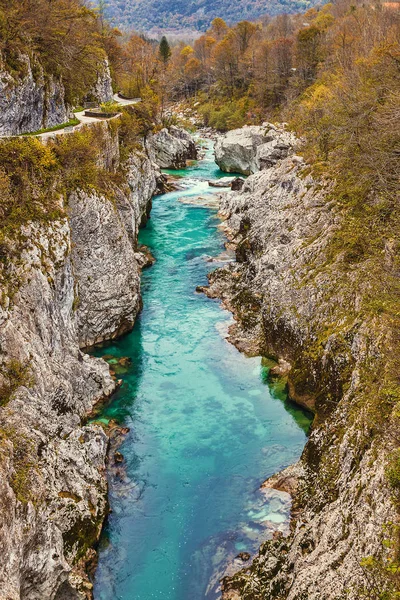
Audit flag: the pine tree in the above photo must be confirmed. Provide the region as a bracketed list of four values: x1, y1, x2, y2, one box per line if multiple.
[159, 36, 171, 64]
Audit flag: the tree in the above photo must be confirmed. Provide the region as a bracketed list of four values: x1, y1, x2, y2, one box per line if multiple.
[234, 21, 258, 55]
[212, 32, 239, 97]
[159, 36, 171, 64]
[295, 25, 324, 84]
[209, 17, 229, 41]
[0, 0, 113, 103]
[119, 34, 158, 97]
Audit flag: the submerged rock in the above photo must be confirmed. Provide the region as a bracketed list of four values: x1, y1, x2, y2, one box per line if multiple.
[114, 451, 124, 464]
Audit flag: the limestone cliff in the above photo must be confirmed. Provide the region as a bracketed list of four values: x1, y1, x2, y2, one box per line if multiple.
[69, 150, 158, 348]
[0, 55, 69, 137]
[0, 56, 113, 136]
[205, 130, 398, 598]
[0, 120, 167, 598]
[91, 59, 114, 104]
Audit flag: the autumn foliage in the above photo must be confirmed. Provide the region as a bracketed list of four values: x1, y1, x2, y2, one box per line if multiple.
[0, 0, 116, 102]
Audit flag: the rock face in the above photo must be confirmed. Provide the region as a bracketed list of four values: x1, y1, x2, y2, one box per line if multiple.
[69, 150, 158, 348]
[0, 124, 162, 598]
[206, 129, 396, 599]
[0, 219, 114, 600]
[0, 55, 113, 137]
[91, 59, 114, 103]
[0, 55, 69, 136]
[214, 124, 295, 175]
[146, 125, 197, 169]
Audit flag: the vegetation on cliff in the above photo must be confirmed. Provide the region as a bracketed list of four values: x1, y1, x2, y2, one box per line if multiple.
[0, 114, 149, 308]
[0, 0, 117, 102]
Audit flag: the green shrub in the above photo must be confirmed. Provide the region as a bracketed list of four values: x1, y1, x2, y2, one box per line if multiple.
[0, 359, 34, 406]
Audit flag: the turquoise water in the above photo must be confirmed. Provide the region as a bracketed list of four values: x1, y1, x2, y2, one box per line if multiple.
[93, 144, 311, 600]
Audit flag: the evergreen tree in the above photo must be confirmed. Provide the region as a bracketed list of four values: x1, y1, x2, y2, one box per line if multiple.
[159, 36, 171, 64]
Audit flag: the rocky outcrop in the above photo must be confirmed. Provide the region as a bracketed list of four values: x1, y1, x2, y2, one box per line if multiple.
[70, 150, 158, 348]
[0, 55, 70, 136]
[0, 124, 162, 598]
[214, 124, 295, 175]
[205, 130, 397, 599]
[0, 54, 113, 137]
[91, 59, 113, 103]
[0, 219, 114, 600]
[146, 125, 197, 169]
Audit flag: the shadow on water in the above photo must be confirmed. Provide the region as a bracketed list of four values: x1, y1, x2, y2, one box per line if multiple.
[259, 361, 313, 436]
[92, 317, 147, 424]
[92, 141, 313, 600]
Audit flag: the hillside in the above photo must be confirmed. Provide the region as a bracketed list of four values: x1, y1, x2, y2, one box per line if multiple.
[97, 0, 316, 33]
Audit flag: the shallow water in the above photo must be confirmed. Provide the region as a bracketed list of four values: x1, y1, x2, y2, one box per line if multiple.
[93, 143, 312, 600]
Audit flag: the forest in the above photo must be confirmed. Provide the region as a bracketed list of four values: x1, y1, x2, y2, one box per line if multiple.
[112, 1, 400, 220]
[93, 0, 316, 33]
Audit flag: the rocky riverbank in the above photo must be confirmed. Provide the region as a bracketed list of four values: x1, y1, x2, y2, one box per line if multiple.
[204, 126, 398, 599]
[146, 125, 197, 169]
[0, 123, 196, 599]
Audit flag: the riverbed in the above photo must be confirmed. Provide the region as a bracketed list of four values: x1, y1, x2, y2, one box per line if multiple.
[93, 142, 311, 600]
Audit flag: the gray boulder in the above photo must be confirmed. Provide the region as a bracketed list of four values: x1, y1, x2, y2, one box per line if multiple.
[146, 126, 197, 169]
[214, 124, 295, 175]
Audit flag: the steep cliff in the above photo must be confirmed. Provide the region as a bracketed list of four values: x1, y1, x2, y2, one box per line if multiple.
[91, 59, 114, 105]
[0, 56, 113, 137]
[0, 118, 168, 598]
[69, 150, 158, 348]
[204, 130, 399, 598]
[0, 55, 69, 137]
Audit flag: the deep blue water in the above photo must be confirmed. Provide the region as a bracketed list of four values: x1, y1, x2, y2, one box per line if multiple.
[93, 143, 311, 600]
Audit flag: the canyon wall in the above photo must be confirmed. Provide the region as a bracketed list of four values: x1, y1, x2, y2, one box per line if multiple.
[207, 128, 397, 599]
[0, 122, 195, 599]
[0, 56, 113, 136]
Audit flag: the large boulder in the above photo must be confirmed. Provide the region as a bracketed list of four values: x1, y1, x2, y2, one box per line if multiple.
[146, 126, 197, 169]
[214, 124, 295, 175]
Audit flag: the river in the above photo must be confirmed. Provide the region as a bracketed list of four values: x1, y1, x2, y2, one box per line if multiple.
[92, 141, 311, 600]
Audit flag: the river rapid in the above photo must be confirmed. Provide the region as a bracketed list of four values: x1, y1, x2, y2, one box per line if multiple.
[93, 141, 311, 600]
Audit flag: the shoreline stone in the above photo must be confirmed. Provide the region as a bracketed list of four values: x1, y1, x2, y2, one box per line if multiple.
[146, 125, 197, 169]
[214, 124, 296, 175]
